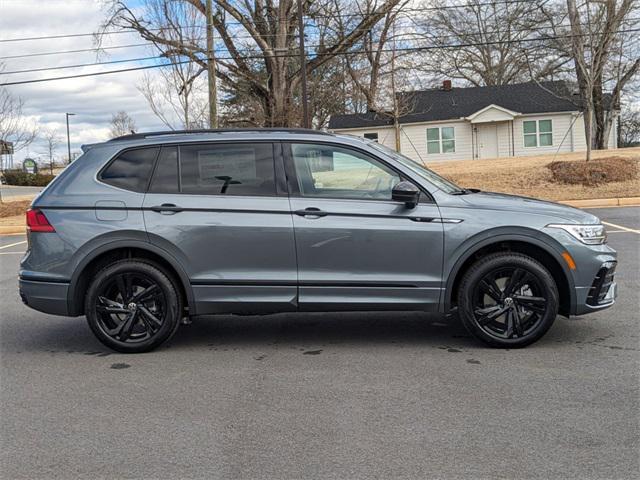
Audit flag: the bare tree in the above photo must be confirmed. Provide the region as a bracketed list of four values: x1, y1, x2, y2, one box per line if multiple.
[543, 0, 640, 159]
[618, 107, 640, 147]
[41, 128, 61, 175]
[103, 0, 401, 127]
[413, 0, 564, 86]
[109, 111, 137, 138]
[0, 64, 38, 160]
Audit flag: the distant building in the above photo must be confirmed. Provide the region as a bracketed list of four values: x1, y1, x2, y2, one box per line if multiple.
[329, 81, 617, 162]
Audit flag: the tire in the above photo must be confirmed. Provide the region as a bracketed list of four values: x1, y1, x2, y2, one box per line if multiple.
[457, 252, 559, 348]
[85, 259, 182, 353]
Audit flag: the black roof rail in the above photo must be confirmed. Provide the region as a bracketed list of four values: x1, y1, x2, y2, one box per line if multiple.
[108, 128, 332, 142]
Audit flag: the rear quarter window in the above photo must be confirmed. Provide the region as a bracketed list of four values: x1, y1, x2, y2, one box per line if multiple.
[100, 147, 159, 192]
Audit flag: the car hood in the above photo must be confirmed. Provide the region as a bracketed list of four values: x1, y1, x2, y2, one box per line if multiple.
[459, 191, 600, 224]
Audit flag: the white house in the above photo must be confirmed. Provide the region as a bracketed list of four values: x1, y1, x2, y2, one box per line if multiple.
[328, 81, 617, 163]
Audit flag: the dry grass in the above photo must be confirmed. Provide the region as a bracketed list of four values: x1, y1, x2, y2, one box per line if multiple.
[0, 200, 31, 218]
[429, 147, 640, 201]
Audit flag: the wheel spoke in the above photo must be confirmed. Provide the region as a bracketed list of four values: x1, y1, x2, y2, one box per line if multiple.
[132, 284, 159, 303]
[115, 275, 131, 303]
[504, 268, 527, 296]
[512, 306, 524, 337]
[139, 306, 163, 329]
[97, 296, 129, 314]
[480, 278, 503, 302]
[513, 295, 547, 314]
[474, 305, 506, 325]
[504, 309, 514, 338]
[116, 311, 138, 341]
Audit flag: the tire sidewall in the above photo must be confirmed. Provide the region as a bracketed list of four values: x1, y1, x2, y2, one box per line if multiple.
[85, 260, 181, 353]
[458, 253, 559, 348]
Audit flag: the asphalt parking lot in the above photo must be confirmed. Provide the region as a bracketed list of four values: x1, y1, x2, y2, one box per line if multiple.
[0, 207, 638, 479]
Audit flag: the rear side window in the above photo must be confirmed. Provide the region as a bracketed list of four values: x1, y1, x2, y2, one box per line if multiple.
[149, 147, 179, 194]
[179, 143, 275, 196]
[101, 147, 159, 192]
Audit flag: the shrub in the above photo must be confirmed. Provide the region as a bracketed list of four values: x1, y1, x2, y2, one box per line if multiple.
[1, 169, 55, 187]
[547, 157, 639, 186]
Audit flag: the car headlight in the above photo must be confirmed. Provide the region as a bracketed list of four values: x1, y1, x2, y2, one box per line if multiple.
[547, 223, 607, 245]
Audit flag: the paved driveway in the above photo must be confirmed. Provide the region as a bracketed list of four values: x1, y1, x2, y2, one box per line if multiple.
[0, 207, 638, 479]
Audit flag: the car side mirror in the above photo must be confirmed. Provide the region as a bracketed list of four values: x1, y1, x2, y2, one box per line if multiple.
[392, 181, 420, 209]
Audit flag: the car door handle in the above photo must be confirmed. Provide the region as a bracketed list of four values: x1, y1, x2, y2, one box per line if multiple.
[150, 203, 183, 214]
[294, 207, 328, 218]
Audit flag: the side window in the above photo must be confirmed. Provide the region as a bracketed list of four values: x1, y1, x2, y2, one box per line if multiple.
[149, 147, 179, 194]
[291, 143, 401, 201]
[179, 143, 276, 196]
[101, 147, 159, 192]
[524, 119, 553, 147]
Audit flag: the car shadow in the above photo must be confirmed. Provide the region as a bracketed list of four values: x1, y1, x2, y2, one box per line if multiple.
[170, 311, 476, 350]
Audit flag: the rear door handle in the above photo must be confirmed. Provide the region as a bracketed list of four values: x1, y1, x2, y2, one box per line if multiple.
[150, 203, 183, 214]
[294, 207, 328, 218]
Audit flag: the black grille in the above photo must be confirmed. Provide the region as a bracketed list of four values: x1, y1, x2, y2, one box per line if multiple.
[587, 263, 616, 306]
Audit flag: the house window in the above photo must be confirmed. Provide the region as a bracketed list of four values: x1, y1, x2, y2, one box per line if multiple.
[427, 127, 455, 154]
[363, 132, 379, 142]
[523, 119, 553, 147]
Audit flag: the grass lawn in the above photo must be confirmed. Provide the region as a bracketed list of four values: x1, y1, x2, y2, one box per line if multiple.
[428, 147, 640, 201]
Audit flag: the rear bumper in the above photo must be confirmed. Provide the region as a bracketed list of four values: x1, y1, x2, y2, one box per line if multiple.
[19, 278, 70, 316]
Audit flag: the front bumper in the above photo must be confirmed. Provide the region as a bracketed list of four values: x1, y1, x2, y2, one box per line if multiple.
[19, 278, 70, 316]
[573, 261, 617, 316]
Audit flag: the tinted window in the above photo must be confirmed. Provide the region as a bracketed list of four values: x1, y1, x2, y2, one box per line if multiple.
[180, 143, 275, 196]
[149, 147, 179, 193]
[101, 147, 159, 192]
[291, 143, 400, 200]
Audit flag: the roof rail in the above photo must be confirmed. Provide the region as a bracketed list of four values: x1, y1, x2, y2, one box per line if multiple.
[108, 128, 332, 142]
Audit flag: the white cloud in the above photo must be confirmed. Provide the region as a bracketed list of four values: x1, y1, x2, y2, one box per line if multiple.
[0, 0, 168, 164]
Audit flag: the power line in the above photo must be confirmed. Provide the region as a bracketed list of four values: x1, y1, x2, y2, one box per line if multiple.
[0, 43, 150, 60]
[0, 0, 574, 43]
[3, 27, 638, 87]
[0, 56, 165, 75]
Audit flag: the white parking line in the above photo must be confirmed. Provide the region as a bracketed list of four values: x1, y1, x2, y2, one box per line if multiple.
[0, 251, 24, 255]
[602, 221, 640, 235]
[0, 240, 27, 250]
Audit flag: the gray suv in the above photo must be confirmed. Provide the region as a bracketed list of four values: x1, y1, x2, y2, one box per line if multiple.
[19, 129, 617, 352]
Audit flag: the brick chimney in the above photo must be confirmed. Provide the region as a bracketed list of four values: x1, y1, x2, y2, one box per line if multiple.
[442, 80, 452, 91]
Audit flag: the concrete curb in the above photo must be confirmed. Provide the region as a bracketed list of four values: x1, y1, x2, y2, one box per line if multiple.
[0, 197, 638, 236]
[559, 196, 640, 208]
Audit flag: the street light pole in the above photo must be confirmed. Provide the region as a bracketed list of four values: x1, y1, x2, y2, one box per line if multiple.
[65, 112, 75, 164]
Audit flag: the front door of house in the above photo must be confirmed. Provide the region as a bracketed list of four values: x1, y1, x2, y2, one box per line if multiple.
[477, 124, 498, 159]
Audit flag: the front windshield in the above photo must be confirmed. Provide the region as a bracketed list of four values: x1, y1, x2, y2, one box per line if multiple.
[367, 141, 462, 194]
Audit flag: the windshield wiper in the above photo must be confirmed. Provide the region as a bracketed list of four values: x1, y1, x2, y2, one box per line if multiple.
[450, 188, 480, 195]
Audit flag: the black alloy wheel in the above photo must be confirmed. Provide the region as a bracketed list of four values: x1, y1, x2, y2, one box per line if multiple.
[85, 260, 182, 353]
[458, 253, 559, 348]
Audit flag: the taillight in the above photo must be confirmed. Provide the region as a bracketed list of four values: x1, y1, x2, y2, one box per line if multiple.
[26, 208, 55, 233]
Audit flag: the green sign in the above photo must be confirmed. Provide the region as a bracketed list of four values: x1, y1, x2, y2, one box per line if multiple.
[23, 158, 38, 174]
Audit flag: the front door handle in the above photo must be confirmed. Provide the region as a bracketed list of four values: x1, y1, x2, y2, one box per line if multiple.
[294, 207, 328, 218]
[150, 203, 183, 214]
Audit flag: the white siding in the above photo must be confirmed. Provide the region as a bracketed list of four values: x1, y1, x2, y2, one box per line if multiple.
[513, 113, 574, 157]
[496, 122, 512, 158]
[333, 120, 472, 163]
[331, 110, 617, 161]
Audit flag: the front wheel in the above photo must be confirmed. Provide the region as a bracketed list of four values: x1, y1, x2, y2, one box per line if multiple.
[85, 260, 182, 353]
[457, 253, 559, 348]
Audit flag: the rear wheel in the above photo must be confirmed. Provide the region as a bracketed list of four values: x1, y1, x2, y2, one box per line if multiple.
[85, 260, 182, 353]
[457, 253, 559, 348]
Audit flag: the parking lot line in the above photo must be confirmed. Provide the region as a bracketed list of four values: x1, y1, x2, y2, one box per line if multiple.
[0, 251, 24, 255]
[0, 240, 27, 250]
[602, 221, 640, 234]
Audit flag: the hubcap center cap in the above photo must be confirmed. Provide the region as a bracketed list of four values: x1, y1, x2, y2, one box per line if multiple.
[504, 297, 514, 307]
[127, 302, 137, 312]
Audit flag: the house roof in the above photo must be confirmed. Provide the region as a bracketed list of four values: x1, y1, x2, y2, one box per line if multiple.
[329, 81, 599, 130]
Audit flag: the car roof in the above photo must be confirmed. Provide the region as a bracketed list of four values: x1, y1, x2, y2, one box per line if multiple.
[84, 128, 371, 151]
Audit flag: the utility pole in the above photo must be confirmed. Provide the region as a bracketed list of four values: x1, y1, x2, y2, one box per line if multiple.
[65, 112, 75, 164]
[297, 0, 310, 129]
[390, 25, 400, 152]
[206, 0, 218, 128]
